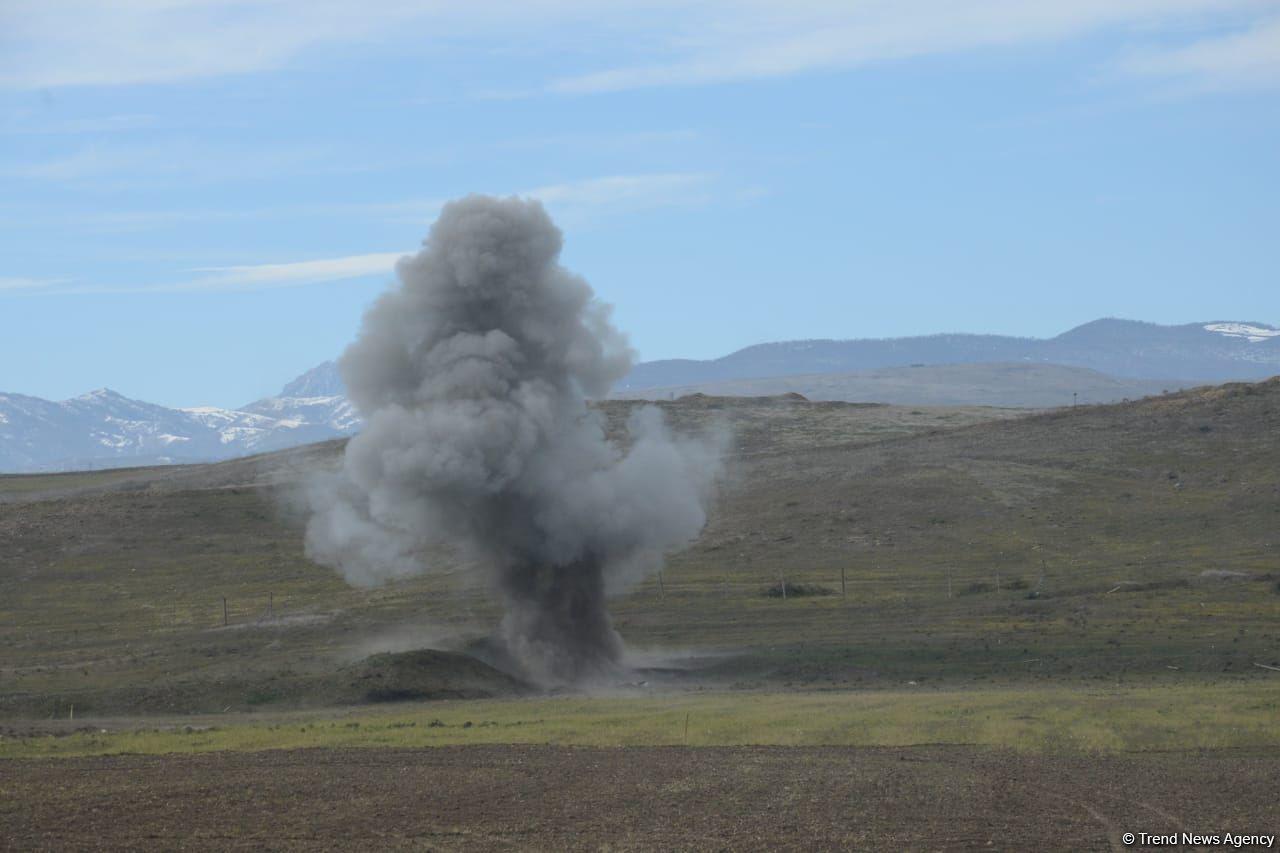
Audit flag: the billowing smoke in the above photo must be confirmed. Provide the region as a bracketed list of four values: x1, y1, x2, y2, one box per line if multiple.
[304, 195, 721, 685]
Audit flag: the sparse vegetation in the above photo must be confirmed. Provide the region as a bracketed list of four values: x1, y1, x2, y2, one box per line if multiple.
[2, 376, 1278, 853]
[2, 381, 1279, 747]
[762, 581, 835, 598]
[4, 682, 1278, 758]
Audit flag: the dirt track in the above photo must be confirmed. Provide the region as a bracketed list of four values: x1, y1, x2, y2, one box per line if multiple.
[3, 745, 1277, 851]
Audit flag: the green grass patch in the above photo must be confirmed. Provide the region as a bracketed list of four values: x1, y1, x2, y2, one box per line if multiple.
[5, 682, 1278, 759]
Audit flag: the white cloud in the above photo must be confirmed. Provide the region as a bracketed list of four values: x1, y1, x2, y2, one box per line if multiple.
[0, 1, 414, 88]
[195, 173, 714, 227]
[20, 172, 723, 294]
[549, 1, 1274, 93]
[0, 276, 64, 291]
[36, 252, 405, 295]
[172, 252, 407, 292]
[0, 113, 159, 136]
[4, 139, 354, 187]
[1120, 15, 1280, 91]
[0, 1, 601, 89]
[354, 172, 718, 228]
[526, 172, 715, 220]
[0, 171, 719, 236]
[529, 172, 705, 202]
[492, 128, 702, 152]
[3, 0, 1276, 94]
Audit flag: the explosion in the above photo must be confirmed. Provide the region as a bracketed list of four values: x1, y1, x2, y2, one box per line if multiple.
[305, 195, 720, 684]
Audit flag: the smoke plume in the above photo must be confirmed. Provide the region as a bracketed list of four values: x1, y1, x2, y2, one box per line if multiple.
[305, 195, 720, 685]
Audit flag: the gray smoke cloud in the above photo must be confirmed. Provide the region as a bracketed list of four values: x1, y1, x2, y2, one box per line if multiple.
[304, 195, 721, 685]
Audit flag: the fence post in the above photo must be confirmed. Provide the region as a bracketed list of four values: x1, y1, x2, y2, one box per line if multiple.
[222, 597, 228, 627]
[841, 566, 847, 599]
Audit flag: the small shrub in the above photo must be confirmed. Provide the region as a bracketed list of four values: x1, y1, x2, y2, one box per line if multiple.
[763, 582, 835, 598]
[245, 689, 280, 706]
[1005, 577, 1029, 591]
[1121, 578, 1190, 592]
[961, 582, 991, 595]
[364, 687, 427, 703]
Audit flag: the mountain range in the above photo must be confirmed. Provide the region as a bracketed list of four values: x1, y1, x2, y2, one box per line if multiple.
[2, 318, 1277, 473]
[0, 365, 358, 474]
[615, 318, 1280, 391]
[617, 362, 1196, 408]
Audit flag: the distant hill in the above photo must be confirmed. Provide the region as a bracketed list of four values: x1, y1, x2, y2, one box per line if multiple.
[4, 376, 1280, 714]
[3, 318, 1276, 473]
[617, 363, 1193, 408]
[0, 378, 358, 474]
[616, 319, 1280, 391]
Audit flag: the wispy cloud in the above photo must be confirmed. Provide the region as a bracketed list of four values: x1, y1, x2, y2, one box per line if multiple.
[0, 276, 65, 291]
[0, 113, 160, 136]
[17, 254, 405, 296]
[3, 1, 1276, 95]
[0, 1, 420, 89]
[491, 129, 701, 152]
[548, 1, 1274, 94]
[527, 172, 716, 219]
[169, 252, 407, 293]
[347, 172, 719, 227]
[1120, 15, 1280, 91]
[18, 171, 725, 294]
[3, 139, 359, 187]
[9, 172, 720, 233]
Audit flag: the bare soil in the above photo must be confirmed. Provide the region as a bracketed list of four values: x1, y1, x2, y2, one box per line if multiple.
[3, 744, 1276, 851]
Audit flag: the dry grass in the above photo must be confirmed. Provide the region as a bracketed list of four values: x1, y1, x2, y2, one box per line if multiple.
[1, 383, 1278, 719]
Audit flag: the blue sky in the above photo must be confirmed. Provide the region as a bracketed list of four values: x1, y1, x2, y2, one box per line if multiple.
[2, 1, 1278, 409]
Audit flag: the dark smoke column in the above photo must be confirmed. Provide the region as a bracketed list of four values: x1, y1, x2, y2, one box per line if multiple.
[305, 195, 720, 685]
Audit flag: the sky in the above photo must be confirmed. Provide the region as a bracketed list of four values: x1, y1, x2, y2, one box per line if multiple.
[1, 1, 1278, 409]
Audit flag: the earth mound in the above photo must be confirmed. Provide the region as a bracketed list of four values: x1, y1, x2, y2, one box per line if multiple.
[343, 649, 529, 703]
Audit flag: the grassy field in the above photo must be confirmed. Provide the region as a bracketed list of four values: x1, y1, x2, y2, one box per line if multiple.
[1, 383, 1278, 721]
[4, 382, 1279, 850]
[4, 681, 1278, 758]
[8, 743, 1275, 850]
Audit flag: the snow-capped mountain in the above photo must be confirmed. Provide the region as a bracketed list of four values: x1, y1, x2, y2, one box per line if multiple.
[0, 371, 362, 474]
[240, 363, 358, 432]
[1202, 323, 1280, 343]
[4, 319, 1277, 474]
[273, 360, 347, 398]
